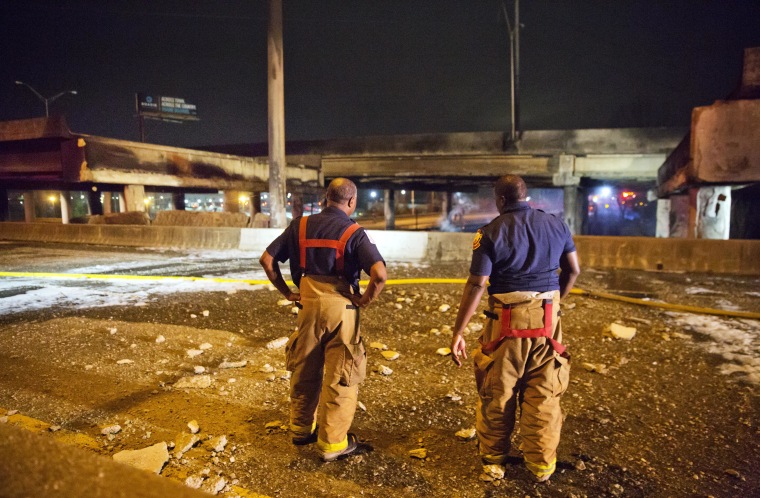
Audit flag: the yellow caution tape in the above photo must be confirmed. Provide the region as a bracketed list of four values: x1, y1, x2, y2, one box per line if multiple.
[1, 272, 758, 320]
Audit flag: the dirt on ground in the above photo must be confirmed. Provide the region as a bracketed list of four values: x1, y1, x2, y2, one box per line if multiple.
[0, 243, 758, 497]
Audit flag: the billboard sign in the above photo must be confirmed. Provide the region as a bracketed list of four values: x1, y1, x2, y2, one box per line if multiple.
[136, 93, 199, 122]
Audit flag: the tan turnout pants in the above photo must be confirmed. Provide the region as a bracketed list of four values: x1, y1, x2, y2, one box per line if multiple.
[472, 290, 570, 479]
[285, 275, 366, 453]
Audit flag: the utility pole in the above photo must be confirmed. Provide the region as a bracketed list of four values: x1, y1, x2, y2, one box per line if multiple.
[501, 0, 520, 143]
[267, 0, 288, 228]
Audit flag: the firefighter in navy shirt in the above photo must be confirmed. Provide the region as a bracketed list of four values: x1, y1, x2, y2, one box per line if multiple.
[450, 174, 580, 482]
[260, 178, 386, 462]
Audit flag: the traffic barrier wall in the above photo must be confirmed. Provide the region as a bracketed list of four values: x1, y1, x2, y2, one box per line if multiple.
[0, 222, 240, 249]
[2, 223, 759, 274]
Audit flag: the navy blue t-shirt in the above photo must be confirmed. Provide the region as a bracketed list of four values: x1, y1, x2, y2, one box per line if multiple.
[470, 202, 576, 294]
[265, 206, 385, 292]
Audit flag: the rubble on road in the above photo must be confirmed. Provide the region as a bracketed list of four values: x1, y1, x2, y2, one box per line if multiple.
[112, 442, 169, 474]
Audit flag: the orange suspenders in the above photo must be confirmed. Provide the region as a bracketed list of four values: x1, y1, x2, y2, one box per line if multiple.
[299, 216, 362, 273]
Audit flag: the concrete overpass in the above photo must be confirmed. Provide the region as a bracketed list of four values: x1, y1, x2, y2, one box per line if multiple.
[0, 117, 321, 225]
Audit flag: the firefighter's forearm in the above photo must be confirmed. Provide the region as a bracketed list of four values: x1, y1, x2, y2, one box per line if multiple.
[359, 262, 387, 307]
[453, 275, 487, 335]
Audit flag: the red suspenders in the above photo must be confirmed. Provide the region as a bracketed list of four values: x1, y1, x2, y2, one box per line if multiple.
[299, 216, 362, 273]
[481, 300, 568, 357]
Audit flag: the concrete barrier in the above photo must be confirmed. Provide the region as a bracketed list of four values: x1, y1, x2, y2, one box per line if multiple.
[2, 222, 759, 274]
[0, 222, 241, 249]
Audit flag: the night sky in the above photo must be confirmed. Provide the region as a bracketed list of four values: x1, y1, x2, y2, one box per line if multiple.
[2, 0, 759, 149]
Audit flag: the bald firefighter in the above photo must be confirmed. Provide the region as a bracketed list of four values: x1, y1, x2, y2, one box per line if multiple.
[450, 174, 580, 482]
[260, 178, 386, 462]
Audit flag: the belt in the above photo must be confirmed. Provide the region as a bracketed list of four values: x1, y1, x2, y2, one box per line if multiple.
[480, 299, 568, 358]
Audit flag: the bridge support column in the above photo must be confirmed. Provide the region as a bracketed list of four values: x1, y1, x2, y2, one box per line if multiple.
[59, 191, 72, 224]
[173, 192, 185, 211]
[563, 186, 579, 235]
[656, 199, 670, 238]
[688, 186, 731, 239]
[102, 192, 112, 215]
[224, 191, 241, 213]
[384, 189, 395, 230]
[123, 185, 146, 213]
[0, 188, 8, 222]
[88, 189, 103, 216]
[23, 192, 36, 222]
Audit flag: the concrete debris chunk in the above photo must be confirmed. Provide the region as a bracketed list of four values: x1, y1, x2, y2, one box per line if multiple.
[219, 360, 248, 369]
[265, 420, 287, 432]
[190, 314, 197, 319]
[429, 328, 441, 336]
[582, 363, 608, 374]
[202, 310, 210, 317]
[187, 420, 200, 434]
[374, 365, 393, 376]
[468, 323, 484, 333]
[112, 442, 169, 474]
[481, 464, 505, 481]
[185, 476, 204, 489]
[101, 425, 122, 435]
[174, 433, 200, 456]
[0, 416, 8, 424]
[277, 299, 292, 306]
[610, 484, 625, 496]
[357, 401, 367, 412]
[724, 468, 742, 479]
[369, 342, 388, 350]
[381, 351, 400, 361]
[6, 410, 18, 416]
[193, 366, 205, 374]
[199, 343, 213, 350]
[48, 425, 61, 432]
[446, 392, 462, 402]
[394, 303, 403, 310]
[436, 348, 452, 356]
[201, 476, 227, 495]
[109, 327, 118, 335]
[155, 335, 166, 344]
[186, 349, 204, 358]
[208, 435, 228, 452]
[409, 448, 427, 459]
[604, 322, 637, 340]
[266, 337, 289, 350]
[174, 375, 212, 389]
[455, 427, 476, 441]
[575, 459, 587, 470]
[291, 306, 299, 315]
[259, 363, 275, 373]
[277, 370, 291, 380]
[116, 359, 134, 365]
[438, 304, 451, 312]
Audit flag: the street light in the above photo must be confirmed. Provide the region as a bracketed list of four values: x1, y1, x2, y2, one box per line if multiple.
[15, 81, 78, 117]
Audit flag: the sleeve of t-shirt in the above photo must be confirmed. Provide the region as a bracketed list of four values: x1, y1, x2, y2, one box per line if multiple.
[265, 219, 296, 263]
[469, 229, 494, 276]
[352, 228, 385, 274]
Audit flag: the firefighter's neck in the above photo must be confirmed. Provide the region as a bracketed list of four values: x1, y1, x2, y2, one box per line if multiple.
[327, 199, 355, 217]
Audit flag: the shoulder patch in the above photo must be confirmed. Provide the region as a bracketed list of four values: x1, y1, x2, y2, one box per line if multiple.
[472, 230, 483, 251]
